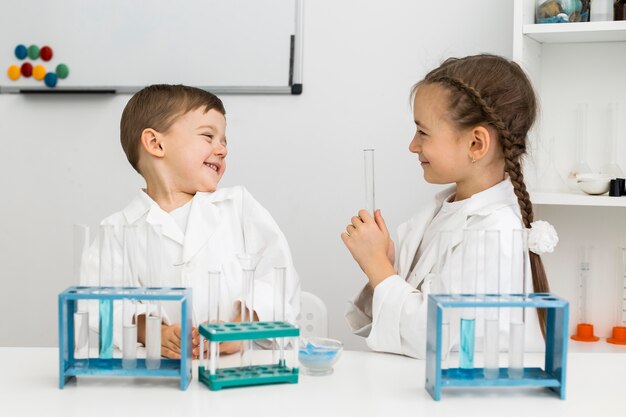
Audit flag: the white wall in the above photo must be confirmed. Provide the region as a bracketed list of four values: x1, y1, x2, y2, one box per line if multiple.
[0, 0, 514, 348]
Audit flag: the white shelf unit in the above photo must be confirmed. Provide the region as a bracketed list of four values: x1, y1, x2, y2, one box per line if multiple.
[514, 0, 626, 345]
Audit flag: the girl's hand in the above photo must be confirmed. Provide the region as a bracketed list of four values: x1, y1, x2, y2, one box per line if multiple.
[341, 209, 396, 288]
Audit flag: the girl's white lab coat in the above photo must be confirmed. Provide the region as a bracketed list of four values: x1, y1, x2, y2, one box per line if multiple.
[81, 186, 300, 348]
[345, 178, 543, 359]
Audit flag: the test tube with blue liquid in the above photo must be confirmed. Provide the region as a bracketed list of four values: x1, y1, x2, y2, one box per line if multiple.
[508, 229, 528, 379]
[73, 224, 90, 363]
[145, 224, 163, 369]
[122, 225, 139, 369]
[98, 225, 116, 359]
[459, 230, 478, 373]
[483, 230, 501, 379]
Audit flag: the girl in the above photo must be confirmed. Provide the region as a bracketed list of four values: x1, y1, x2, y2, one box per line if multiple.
[342, 54, 557, 359]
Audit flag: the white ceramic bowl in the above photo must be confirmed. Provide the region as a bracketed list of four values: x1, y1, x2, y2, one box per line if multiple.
[577, 178, 610, 195]
[298, 337, 343, 376]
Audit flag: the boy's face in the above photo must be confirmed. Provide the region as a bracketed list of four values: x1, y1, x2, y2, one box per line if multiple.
[159, 107, 227, 193]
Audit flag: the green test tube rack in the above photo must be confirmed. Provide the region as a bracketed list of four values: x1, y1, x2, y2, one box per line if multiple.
[198, 321, 299, 390]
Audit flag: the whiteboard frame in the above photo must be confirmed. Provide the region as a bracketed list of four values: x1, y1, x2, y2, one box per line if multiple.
[0, 0, 304, 96]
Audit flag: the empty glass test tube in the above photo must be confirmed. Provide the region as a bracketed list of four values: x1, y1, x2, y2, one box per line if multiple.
[435, 230, 456, 369]
[508, 229, 528, 379]
[364, 149, 375, 216]
[145, 224, 163, 370]
[237, 253, 261, 368]
[73, 224, 90, 362]
[273, 267, 287, 366]
[204, 270, 221, 375]
[483, 230, 501, 379]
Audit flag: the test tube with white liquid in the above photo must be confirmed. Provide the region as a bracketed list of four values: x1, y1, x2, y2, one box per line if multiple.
[483, 231, 501, 379]
[145, 225, 163, 369]
[459, 230, 478, 373]
[237, 253, 261, 368]
[364, 149, 375, 217]
[508, 229, 528, 378]
[73, 224, 90, 363]
[98, 225, 117, 359]
[570, 246, 599, 342]
[607, 249, 626, 345]
[122, 225, 139, 369]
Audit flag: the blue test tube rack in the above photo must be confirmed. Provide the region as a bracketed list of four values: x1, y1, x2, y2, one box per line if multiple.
[425, 293, 569, 400]
[58, 286, 193, 390]
[198, 321, 299, 390]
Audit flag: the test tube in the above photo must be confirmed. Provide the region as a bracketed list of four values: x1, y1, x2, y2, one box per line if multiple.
[145, 224, 163, 370]
[459, 230, 478, 373]
[435, 230, 456, 370]
[570, 246, 600, 342]
[73, 225, 90, 362]
[98, 225, 116, 359]
[483, 230, 501, 379]
[508, 229, 528, 379]
[207, 270, 221, 375]
[607, 249, 626, 345]
[122, 225, 139, 369]
[236, 253, 261, 368]
[364, 149, 375, 217]
[273, 267, 287, 366]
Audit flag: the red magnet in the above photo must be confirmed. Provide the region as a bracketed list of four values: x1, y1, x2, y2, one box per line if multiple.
[21, 62, 33, 77]
[40, 46, 53, 61]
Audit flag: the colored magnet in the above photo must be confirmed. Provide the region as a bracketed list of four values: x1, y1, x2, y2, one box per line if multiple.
[20, 62, 33, 77]
[44, 72, 58, 88]
[28, 45, 40, 60]
[33, 65, 46, 81]
[40, 46, 53, 61]
[15, 44, 27, 60]
[7, 65, 20, 81]
[55, 63, 69, 79]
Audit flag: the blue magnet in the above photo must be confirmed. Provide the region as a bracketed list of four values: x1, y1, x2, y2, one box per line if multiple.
[44, 72, 58, 88]
[14, 44, 27, 60]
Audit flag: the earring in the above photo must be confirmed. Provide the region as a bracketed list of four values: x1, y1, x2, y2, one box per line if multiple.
[471, 157, 476, 164]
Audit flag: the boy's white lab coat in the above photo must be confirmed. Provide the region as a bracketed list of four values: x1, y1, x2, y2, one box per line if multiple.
[81, 186, 300, 348]
[345, 178, 543, 359]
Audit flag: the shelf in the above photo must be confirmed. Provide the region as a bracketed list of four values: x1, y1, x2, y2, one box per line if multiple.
[523, 21, 626, 43]
[530, 191, 626, 207]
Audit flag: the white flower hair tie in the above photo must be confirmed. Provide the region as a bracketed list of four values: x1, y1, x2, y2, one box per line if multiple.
[527, 220, 559, 255]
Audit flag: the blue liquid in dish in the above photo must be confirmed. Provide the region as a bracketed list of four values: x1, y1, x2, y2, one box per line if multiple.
[99, 299, 114, 359]
[459, 318, 475, 370]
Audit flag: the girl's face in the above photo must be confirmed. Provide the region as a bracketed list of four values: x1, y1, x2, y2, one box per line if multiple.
[160, 107, 228, 193]
[409, 83, 472, 185]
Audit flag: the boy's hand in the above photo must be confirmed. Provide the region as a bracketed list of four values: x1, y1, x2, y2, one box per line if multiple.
[341, 209, 395, 288]
[161, 324, 182, 359]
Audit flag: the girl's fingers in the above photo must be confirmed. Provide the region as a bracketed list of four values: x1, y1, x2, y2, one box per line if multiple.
[374, 209, 389, 234]
[351, 215, 364, 227]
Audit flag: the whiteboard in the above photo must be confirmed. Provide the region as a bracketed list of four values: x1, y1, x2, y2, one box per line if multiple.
[0, 0, 303, 94]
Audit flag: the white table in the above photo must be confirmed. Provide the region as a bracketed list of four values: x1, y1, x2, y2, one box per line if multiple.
[1, 347, 625, 417]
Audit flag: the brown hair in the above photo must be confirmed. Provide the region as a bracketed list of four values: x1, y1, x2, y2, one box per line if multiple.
[120, 84, 226, 174]
[415, 54, 550, 335]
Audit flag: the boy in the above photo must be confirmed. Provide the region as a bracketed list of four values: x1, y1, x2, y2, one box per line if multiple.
[82, 85, 300, 359]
